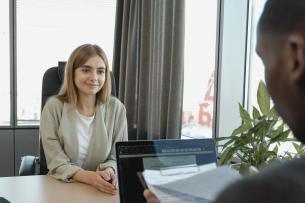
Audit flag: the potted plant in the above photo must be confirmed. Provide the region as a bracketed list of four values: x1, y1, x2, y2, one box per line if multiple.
[214, 80, 304, 176]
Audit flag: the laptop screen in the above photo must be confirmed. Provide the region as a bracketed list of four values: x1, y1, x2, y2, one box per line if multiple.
[115, 139, 218, 203]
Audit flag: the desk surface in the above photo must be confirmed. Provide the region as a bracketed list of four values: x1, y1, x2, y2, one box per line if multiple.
[0, 175, 120, 203]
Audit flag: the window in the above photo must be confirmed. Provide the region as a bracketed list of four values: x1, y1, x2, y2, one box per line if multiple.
[246, 0, 297, 154]
[0, 0, 11, 126]
[16, 0, 117, 126]
[182, 0, 218, 139]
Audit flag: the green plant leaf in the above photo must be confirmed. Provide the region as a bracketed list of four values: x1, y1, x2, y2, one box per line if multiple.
[231, 143, 246, 151]
[268, 106, 275, 117]
[239, 163, 251, 177]
[262, 151, 277, 159]
[268, 126, 276, 136]
[253, 124, 261, 135]
[270, 130, 291, 143]
[255, 115, 268, 124]
[273, 145, 278, 153]
[267, 119, 277, 128]
[222, 139, 235, 151]
[265, 120, 277, 138]
[239, 103, 253, 128]
[243, 118, 253, 129]
[260, 144, 273, 161]
[283, 151, 293, 160]
[267, 155, 279, 165]
[219, 147, 231, 166]
[276, 155, 283, 163]
[252, 106, 261, 120]
[296, 147, 305, 157]
[258, 119, 270, 140]
[235, 151, 249, 163]
[241, 146, 248, 152]
[226, 153, 234, 165]
[233, 135, 252, 147]
[268, 106, 279, 120]
[231, 124, 249, 136]
[244, 127, 255, 138]
[266, 134, 272, 139]
[214, 136, 246, 143]
[292, 146, 305, 158]
[293, 143, 300, 152]
[272, 123, 284, 138]
[257, 80, 270, 115]
[283, 138, 298, 142]
[222, 150, 236, 166]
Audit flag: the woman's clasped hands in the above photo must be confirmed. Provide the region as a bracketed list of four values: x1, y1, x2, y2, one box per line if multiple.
[90, 167, 118, 195]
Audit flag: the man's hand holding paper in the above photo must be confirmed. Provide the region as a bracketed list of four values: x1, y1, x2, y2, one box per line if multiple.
[142, 163, 244, 203]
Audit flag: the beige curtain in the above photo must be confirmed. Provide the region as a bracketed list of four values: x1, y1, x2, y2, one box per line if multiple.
[112, 0, 185, 140]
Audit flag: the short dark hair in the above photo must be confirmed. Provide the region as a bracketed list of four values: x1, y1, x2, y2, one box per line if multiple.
[259, 0, 305, 37]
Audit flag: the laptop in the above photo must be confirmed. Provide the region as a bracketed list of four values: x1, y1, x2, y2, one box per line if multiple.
[115, 139, 218, 203]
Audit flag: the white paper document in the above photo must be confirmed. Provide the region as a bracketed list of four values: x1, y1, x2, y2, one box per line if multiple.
[143, 155, 197, 170]
[143, 163, 242, 203]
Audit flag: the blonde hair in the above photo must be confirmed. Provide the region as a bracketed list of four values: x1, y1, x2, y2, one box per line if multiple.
[55, 44, 111, 112]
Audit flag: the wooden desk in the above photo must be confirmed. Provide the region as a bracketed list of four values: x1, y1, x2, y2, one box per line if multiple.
[0, 175, 120, 203]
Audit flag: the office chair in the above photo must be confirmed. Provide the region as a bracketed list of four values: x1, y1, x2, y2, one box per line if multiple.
[19, 62, 116, 176]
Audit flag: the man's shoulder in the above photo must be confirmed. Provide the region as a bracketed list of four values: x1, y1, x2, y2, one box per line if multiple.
[251, 156, 305, 178]
[215, 157, 305, 203]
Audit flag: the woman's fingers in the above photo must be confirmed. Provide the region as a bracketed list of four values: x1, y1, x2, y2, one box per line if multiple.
[98, 187, 117, 195]
[97, 171, 111, 182]
[95, 179, 117, 193]
[103, 170, 111, 179]
[98, 184, 117, 194]
[99, 177, 116, 189]
[90, 172, 117, 195]
[97, 170, 118, 189]
[109, 171, 118, 189]
[94, 179, 114, 193]
[93, 172, 117, 192]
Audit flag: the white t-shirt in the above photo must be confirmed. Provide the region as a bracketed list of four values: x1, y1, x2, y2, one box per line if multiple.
[75, 109, 95, 167]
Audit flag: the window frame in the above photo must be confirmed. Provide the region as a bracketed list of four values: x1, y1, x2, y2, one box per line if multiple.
[213, 0, 251, 162]
[1, 0, 36, 130]
[1, 0, 17, 129]
[4, 0, 119, 129]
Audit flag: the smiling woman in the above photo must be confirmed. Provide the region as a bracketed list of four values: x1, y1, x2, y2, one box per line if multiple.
[40, 44, 128, 195]
[74, 55, 107, 117]
[56, 44, 112, 109]
[75, 58, 106, 98]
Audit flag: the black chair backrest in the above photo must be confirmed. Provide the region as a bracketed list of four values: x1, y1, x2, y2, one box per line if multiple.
[39, 62, 116, 175]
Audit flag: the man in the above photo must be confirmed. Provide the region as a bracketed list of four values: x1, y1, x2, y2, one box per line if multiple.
[144, 0, 305, 202]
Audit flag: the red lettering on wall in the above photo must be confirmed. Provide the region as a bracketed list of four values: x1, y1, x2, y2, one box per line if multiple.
[199, 103, 212, 127]
[204, 71, 214, 102]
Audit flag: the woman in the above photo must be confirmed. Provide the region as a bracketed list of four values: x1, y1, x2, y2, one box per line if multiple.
[40, 44, 128, 195]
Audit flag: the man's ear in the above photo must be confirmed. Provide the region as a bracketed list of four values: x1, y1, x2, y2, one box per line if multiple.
[288, 34, 305, 85]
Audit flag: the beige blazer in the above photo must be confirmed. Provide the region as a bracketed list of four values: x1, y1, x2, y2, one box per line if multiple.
[40, 97, 128, 183]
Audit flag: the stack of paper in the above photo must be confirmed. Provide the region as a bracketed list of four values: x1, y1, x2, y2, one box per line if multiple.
[142, 163, 242, 203]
